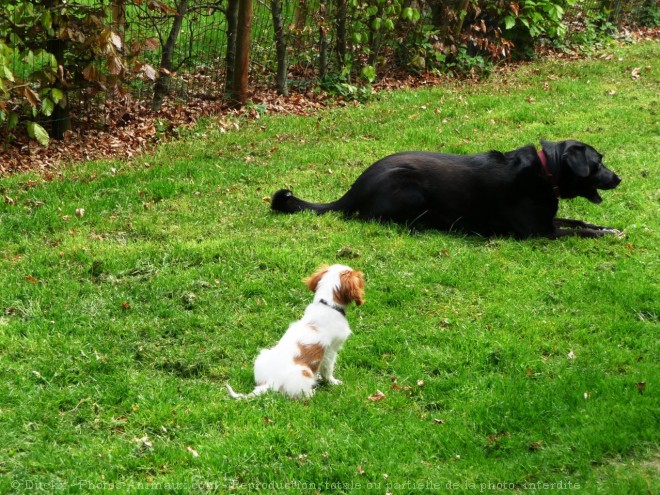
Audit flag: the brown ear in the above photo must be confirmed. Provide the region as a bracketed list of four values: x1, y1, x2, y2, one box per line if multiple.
[305, 265, 329, 293]
[335, 270, 366, 306]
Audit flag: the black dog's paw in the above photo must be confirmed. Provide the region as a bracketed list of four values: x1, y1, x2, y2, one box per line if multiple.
[603, 228, 625, 237]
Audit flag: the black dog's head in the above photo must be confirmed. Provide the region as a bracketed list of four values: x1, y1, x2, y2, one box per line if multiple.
[542, 140, 621, 204]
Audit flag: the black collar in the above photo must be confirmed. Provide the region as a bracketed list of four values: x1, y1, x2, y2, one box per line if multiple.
[319, 299, 346, 316]
[538, 149, 561, 198]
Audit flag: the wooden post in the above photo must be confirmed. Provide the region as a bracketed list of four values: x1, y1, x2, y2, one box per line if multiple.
[224, 0, 239, 96]
[231, 0, 252, 107]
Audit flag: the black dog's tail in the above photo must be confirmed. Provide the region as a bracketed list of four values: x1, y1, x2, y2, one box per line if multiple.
[271, 189, 354, 215]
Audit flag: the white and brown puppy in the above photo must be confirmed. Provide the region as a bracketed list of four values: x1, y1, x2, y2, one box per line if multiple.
[227, 264, 365, 399]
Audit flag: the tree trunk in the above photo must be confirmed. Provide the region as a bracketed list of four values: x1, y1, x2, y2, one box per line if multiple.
[152, 0, 189, 111]
[224, 0, 239, 96]
[229, 0, 253, 107]
[112, 0, 127, 40]
[46, 5, 71, 140]
[271, 0, 288, 96]
[318, 0, 328, 80]
[367, 5, 382, 67]
[453, 0, 471, 38]
[290, 0, 309, 54]
[430, 0, 465, 40]
[335, 0, 347, 66]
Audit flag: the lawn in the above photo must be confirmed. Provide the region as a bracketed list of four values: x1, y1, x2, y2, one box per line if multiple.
[0, 40, 658, 494]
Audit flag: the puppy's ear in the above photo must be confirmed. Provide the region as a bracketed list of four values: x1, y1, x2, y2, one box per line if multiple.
[562, 143, 589, 178]
[335, 270, 366, 306]
[305, 265, 329, 293]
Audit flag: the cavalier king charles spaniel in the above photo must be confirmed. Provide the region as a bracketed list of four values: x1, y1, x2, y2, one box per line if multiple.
[227, 264, 365, 399]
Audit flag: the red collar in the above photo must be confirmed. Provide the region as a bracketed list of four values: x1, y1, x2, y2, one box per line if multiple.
[538, 150, 560, 198]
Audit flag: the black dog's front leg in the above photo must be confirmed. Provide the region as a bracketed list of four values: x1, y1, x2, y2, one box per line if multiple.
[553, 218, 612, 230]
[551, 218, 623, 238]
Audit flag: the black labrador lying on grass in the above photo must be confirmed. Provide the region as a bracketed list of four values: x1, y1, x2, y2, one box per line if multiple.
[271, 140, 622, 239]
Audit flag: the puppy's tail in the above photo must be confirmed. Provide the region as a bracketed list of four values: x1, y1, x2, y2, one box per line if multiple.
[226, 382, 268, 400]
[226, 383, 249, 399]
[270, 189, 354, 216]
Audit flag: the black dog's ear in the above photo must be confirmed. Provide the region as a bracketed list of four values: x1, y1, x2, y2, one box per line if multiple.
[562, 143, 589, 178]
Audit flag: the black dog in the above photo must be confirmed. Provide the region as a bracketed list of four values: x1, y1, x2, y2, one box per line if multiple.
[271, 140, 621, 239]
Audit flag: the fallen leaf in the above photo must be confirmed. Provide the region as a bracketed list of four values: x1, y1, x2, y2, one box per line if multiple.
[357, 465, 365, 475]
[367, 390, 386, 402]
[528, 441, 544, 451]
[75, 208, 85, 218]
[635, 382, 646, 395]
[631, 67, 641, 79]
[567, 351, 575, 360]
[137, 435, 153, 448]
[583, 392, 589, 400]
[417, 379, 425, 387]
[336, 246, 361, 259]
[433, 418, 445, 425]
[121, 301, 131, 310]
[25, 275, 38, 285]
[186, 446, 199, 458]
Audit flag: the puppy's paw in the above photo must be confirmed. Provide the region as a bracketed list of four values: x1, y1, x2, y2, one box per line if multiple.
[327, 377, 342, 386]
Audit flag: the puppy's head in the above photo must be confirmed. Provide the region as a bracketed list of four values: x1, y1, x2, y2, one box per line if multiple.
[305, 264, 365, 307]
[543, 140, 621, 204]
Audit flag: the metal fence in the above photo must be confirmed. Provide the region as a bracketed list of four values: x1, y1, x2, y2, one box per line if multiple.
[116, 0, 653, 103]
[2, 0, 656, 137]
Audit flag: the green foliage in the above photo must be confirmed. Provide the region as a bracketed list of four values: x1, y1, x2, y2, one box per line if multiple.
[502, 0, 577, 39]
[561, 9, 618, 53]
[345, 0, 403, 74]
[0, 0, 158, 146]
[320, 74, 376, 103]
[632, 0, 660, 27]
[447, 46, 493, 79]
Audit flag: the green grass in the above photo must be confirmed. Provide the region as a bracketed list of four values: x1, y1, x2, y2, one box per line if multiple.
[1, 40, 658, 494]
